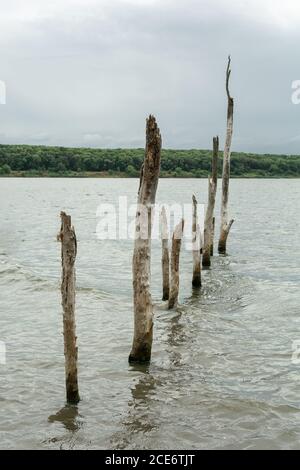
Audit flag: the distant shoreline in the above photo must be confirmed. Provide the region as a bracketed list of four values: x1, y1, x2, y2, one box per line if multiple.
[1, 144, 300, 178]
[1, 172, 299, 179]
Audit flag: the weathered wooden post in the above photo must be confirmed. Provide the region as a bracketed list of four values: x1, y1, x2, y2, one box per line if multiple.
[210, 217, 215, 256]
[160, 206, 170, 301]
[129, 115, 161, 364]
[203, 137, 219, 267]
[168, 219, 184, 309]
[219, 56, 234, 254]
[58, 211, 80, 404]
[192, 196, 201, 287]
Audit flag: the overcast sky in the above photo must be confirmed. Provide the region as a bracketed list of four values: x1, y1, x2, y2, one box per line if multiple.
[0, 0, 300, 153]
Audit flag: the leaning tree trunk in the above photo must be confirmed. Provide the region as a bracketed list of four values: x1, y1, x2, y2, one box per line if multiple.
[129, 115, 161, 364]
[203, 137, 219, 267]
[219, 56, 234, 254]
[192, 195, 201, 287]
[160, 206, 169, 301]
[58, 211, 80, 404]
[168, 219, 184, 309]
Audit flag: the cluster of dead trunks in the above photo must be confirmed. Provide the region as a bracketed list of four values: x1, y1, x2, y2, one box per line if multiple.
[58, 57, 234, 404]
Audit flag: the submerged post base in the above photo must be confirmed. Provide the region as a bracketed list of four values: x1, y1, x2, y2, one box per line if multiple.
[218, 220, 234, 255]
[162, 289, 169, 302]
[192, 275, 202, 288]
[218, 240, 227, 254]
[66, 387, 80, 405]
[202, 251, 211, 268]
[129, 341, 152, 364]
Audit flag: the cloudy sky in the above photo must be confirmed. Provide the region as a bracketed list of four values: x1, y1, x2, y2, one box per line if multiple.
[0, 0, 300, 153]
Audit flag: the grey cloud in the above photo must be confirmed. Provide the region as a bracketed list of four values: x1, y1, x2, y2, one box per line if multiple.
[0, 0, 299, 153]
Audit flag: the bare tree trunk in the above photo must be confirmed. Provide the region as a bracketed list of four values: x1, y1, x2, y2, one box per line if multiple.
[168, 220, 184, 309]
[160, 206, 169, 301]
[58, 211, 80, 404]
[210, 217, 215, 256]
[219, 56, 234, 254]
[203, 137, 219, 267]
[192, 195, 201, 287]
[129, 115, 161, 364]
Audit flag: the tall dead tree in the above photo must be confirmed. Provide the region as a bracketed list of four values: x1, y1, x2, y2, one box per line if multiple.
[168, 219, 184, 309]
[129, 115, 161, 364]
[192, 195, 201, 287]
[203, 137, 219, 267]
[160, 206, 169, 301]
[219, 56, 234, 254]
[58, 212, 80, 404]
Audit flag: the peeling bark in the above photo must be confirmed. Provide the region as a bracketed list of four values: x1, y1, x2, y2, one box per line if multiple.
[192, 195, 201, 287]
[58, 211, 80, 404]
[168, 219, 184, 309]
[160, 206, 170, 301]
[219, 56, 234, 254]
[129, 115, 161, 364]
[203, 137, 219, 267]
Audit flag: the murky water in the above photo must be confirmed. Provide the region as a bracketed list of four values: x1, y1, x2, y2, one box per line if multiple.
[0, 178, 300, 450]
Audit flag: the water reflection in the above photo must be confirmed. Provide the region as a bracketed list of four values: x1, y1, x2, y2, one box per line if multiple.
[167, 311, 186, 347]
[48, 404, 81, 432]
[110, 310, 190, 449]
[129, 368, 161, 414]
[110, 365, 160, 449]
[164, 311, 188, 371]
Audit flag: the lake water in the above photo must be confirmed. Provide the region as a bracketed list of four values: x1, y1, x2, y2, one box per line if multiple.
[1, 178, 300, 450]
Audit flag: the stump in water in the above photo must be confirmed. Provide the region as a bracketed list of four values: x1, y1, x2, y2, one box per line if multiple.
[219, 56, 234, 254]
[192, 196, 201, 287]
[129, 115, 161, 364]
[58, 212, 80, 404]
[160, 206, 170, 301]
[203, 137, 219, 267]
[168, 219, 184, 309]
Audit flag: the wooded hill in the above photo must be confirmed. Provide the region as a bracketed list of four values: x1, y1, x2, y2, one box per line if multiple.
[1, 144, 300, 177]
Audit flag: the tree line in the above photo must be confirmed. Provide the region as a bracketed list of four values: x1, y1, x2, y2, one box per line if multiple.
[1, 144, 300, 177]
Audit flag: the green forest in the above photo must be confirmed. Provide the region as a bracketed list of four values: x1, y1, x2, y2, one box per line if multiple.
[0, 144, 300, 178]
